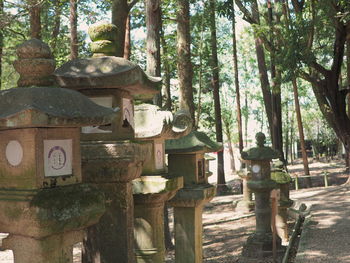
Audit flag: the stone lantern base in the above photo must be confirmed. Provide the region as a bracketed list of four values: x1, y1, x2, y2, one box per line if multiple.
[242, 232, 283, 259]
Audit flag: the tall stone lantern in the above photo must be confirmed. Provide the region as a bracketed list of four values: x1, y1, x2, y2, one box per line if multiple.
[0, 39, 116, 263]
[133, 104, 192, 263]
[54, 22, 161, 263]
[241, 132, 281, 258]
[165, 131, 221, 263]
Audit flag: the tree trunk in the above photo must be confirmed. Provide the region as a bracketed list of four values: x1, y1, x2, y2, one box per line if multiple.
[111, 0, 129, 57]
[70, 0, 78, 59]
[232, 1, 243, 154]
[209, 0, 226, 193]
[51, 0, 61, 53]
[292, 77, 311, 187]
[160, 26, 172, 110]
[284, 100, 289, 164]
[124, 15, 131, 60]
[146, 0, 162, 106]
[0, 0, 3, 90]
[28, 0, 42, 39]
[176, 0, 195, 124]
[251, 0, 273, 137]
[245, 91, 248, 147]
[268, 0, 284, 161]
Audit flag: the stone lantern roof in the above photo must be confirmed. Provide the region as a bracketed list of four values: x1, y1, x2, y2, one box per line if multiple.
[165, 131, 223, 154]
[0, 38, 117, 129]
[241, 132, 279, 161]
[134, 104, 192, 140]
[54, 21, 161, 100]
[0, 87, 117, 129]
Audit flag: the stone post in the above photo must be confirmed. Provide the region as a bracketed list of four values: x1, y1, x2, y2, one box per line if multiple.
[133, 104, 192, 263]
[166, 131, 220, 263]
[271, 160, 293, 245]
[241, 132, 281, 259]
[54, 21, 161, 263]
[0, 39, 114, 263]
[234, 169, 255, 213]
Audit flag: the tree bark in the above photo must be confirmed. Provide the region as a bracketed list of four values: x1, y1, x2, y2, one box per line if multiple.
[146, 0, 162, 106]
[268, 0, 284, 161]
[111, 0, 130, 57]
[160, 26, 172, 110]
[176, 0, 195, 124]
[51, 0, 61, 53]
[124, 15, 131, 60]
[209, 0, 226, 193]
[250, 0, 273, 136]
[284, 100, 289, 164]
[0, 0, 3, 90]
[292, 77, 311, 187]
[232, 1, 243, 154]
[28, 0, 42, 39]
[70, 0, 78, 59]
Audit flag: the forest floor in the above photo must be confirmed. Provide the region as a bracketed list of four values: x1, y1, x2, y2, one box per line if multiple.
[0, 158, 348, 262]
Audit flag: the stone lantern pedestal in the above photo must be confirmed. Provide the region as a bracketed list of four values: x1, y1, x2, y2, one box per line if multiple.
[0, 39, 115, 263]
[133, 104, 192, 263]
[54, 21, 161, 263]
[166, 131, 221, 263]
[241, 133, 281, 259]
[271, 161, 293, 245]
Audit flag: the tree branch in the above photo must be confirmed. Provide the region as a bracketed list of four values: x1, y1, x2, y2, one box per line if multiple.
[235, 0, 257, 24]
[128, 0, 139, 11]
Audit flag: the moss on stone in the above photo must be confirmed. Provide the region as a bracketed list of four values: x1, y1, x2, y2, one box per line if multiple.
[30, 184, 105, 232]
[88, 23, 118, 42]
[271, 170, 292, 184]
[90, 40, 117, 55]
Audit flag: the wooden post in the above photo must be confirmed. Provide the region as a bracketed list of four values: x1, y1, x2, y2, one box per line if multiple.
[271, 189, 280, 263]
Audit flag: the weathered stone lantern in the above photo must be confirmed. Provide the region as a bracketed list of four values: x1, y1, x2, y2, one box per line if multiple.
[165, 131, 221, 263]
[133, 104, 192, 263]
[0, 39, 115, 263]
[54, 22, 161, 263]
[241, 132, 281, 258]
[271, 160, 293, 245]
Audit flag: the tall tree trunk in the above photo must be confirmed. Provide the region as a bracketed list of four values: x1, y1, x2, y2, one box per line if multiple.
[70, 0, 78, 59]
[251, 0, 273, 136]
[268, 0, 284, 161]
[245, 91, 248, 147]
[146, 0, 162, 106]
[284, 100, 289, 164]
[124, 15, 131, 60]
[195, 8, 206, 129]
[28, 0, 42, 39]
[209, 0, 226, 193]
[292, 77, 311, 187]
[176, 0, 195, 124]
[160, 26, 171, 110]
[111, 0, 129, 57]
[232, 1, 243, 153]
[0, 0, 3, 90]
[51, 0, 61, 53]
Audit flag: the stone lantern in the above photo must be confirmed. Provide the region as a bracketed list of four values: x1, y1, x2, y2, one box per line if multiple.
[165, 131, 221, 263]
[0, 38, 116, 263]
[241, 132, 281, 258]
[54, 21, 161, 263]
[133, 104, 192, 263]
[271, 160, 293, 245]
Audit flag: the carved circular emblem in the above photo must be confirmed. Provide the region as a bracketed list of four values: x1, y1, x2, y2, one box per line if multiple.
[48, 146, 66, 170]
[252, 164, 261, 173]
[6, 140, 23, 166]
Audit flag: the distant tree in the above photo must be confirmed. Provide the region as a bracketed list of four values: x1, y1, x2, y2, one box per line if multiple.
[70, 0, 78, 59]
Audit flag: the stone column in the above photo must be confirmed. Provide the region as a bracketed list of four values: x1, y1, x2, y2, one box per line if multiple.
[235, 169, 254, 213]
[271, 162, 293, 245]
[133, 176, 183, 263]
